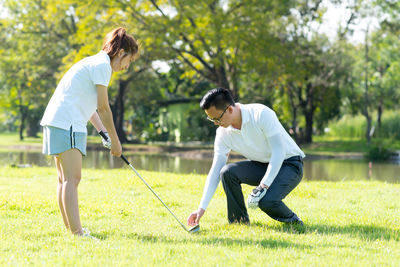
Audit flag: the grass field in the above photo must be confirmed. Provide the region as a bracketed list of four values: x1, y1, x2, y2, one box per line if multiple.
[0, 166, 399, 266]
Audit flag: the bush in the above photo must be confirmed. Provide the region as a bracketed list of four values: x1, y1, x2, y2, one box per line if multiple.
[364, 141, 393, 161]
[326, 110, 400, 140]
[375, 110, 400, 139]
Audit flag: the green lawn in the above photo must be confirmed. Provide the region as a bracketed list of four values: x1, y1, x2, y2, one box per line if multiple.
[0, 166, 399, 266]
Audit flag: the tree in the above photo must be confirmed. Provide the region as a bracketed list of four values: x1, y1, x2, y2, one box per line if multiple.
[0, 0, 78, 139]
[340, 0, 400, 142]
[266, 0, 353, 143]
[368, 31, 400, 132]
[110, 0, 296, 100]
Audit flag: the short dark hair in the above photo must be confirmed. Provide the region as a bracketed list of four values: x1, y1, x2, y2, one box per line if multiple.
[200, 88, 235, 110]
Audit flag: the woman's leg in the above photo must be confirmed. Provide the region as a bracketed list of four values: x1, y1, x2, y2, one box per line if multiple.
[58, 148, 83, 235]
[55, 157, 69, 230]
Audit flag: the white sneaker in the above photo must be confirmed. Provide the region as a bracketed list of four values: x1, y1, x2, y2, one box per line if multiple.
[82, 232, 99, 241]
[81, 228, 99, 241]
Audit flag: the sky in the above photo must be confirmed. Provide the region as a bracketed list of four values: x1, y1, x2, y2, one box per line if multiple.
[319, 0, 380, 43]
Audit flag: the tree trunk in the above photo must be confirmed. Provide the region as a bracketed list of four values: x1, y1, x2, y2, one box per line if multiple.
[26, 119, 39, 137]
[215, 64, 237, 100]
[304, 109, 314, 143]
[364, 27, 371, 144]
[287, 85, 298, 142]
[377, 103, 382, 130]
[111, 80, 128, 143]
[19, 105, 27, 141]
[26, 109, 42, 137]
[363, 105, 371, 144]
[17, 86, 28, 141]
[298, 82, 315, 144]
[367, 118, 372, 141]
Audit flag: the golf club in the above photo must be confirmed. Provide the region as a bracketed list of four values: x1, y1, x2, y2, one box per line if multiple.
[99, 131, 200, 234]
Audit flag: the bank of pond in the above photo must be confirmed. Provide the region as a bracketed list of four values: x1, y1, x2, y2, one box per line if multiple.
[2, 150, 399, 184]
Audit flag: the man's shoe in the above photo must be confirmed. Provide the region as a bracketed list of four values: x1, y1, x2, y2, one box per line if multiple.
[294, 218, 304, 226]
[284, 218, 305, 233]
[229, 218, 250, 225]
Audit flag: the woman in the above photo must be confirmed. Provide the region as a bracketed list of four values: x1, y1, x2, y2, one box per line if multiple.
[41, 27, 139, 236]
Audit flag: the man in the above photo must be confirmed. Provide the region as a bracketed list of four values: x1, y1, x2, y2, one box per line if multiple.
[187, 88, 305, 227]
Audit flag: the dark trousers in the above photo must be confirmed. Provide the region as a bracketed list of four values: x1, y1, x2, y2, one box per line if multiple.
[220, 156, 303, 224]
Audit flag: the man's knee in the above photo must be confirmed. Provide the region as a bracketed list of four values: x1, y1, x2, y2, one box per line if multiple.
[258, 197, 280, 211]
[220, 164, 236, 184]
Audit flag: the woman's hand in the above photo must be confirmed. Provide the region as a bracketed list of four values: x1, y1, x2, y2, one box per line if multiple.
[110, 137, 122, 157]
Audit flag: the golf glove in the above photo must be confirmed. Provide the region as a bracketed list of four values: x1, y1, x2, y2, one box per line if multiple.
[100, 131, 111, 149]
[247, 185, 267, 209]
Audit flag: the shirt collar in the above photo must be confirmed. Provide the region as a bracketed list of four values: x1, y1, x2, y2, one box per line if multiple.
[239, 103, 250, 125]
[99, 50, 111, 63]
[225, 103, 249, 132]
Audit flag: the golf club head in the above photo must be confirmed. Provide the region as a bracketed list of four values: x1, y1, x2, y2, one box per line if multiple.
[188, 224, 200, 233]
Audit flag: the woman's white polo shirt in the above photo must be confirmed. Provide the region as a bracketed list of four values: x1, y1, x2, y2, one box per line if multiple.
[40, 50, 112, 133]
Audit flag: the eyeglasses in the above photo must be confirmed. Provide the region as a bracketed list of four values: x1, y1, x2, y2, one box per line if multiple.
[207, 105, 231, 123]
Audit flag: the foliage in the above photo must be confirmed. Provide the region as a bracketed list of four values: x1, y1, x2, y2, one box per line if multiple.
[0, 0, 399, 144]
[324, 110, 400, 140]
[364, 140, 393, 161]
[0, 0, 78, 139]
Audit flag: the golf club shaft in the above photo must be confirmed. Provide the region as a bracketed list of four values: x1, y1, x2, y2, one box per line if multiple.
[125, 161, 189, 232]
[99, 131, 189, 232]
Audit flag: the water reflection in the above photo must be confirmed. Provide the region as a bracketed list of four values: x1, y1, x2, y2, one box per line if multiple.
[2, 151, 400, 183]
[303, 159, 400, 183]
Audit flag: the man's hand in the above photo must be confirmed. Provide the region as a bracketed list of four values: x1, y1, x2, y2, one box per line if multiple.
[187, 208, 205, 227]
[99, 131, 111, 149]
[247, 185, 267, 209]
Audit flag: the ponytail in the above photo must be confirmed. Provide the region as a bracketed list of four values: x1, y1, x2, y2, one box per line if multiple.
[102, 27, 139, 60]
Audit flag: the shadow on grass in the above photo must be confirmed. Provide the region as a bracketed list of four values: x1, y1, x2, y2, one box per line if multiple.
[267, 223, 399, 241]
[123, 232, 313, 249]
[90, 223, 398, 244]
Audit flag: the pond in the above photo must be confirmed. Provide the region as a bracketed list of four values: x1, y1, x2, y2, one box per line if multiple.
[2, 150, 400, 183]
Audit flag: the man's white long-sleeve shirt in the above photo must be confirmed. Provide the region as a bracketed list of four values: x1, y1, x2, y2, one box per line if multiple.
[198, 103, 305, 210]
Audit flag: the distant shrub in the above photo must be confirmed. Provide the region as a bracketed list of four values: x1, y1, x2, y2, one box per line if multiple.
[326, 110, 400, 140]
[375, 110, 400, 139]
[326, 114, 366, 139]
[364, 141, 393, 161]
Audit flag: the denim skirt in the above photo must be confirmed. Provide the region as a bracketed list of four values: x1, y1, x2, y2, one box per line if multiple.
[42, 126, 87, 156]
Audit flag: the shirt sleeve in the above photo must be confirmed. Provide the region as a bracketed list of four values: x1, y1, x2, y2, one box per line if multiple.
[198, 153, 228, 210]
[214, 127, 230, 156]
[91, 63, 112, 87]
[258, 108, 281, 138]
[198, 128, 230, 210]
[260, 133, 286, 187]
